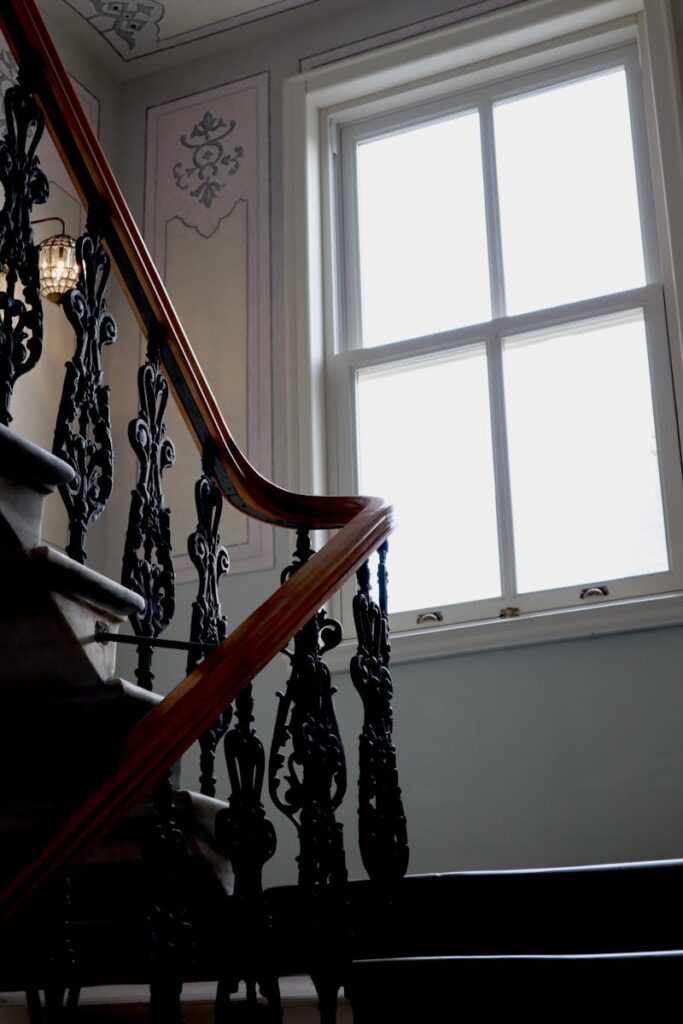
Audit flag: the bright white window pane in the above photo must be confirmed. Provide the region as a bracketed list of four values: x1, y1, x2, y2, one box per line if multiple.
[357, 347, 500, 613]
[503, 310, 668, 594]
[494, 68, 646, 316]
[356, 112, 491, 348]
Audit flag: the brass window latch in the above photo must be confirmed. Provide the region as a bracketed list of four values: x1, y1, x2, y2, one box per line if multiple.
[416, 611, 444, 624]
[580, 585, 609, 600]
[499, 606, 521, 618]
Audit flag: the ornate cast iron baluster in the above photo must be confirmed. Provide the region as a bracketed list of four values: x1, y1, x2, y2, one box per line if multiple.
[0, 84, 49, 425]
[121, 330, 175, 690]
[24, 878, 80, 1024]
[52, 229, 116, 564]
[145, 772, 195, 1024]
[351, 541, 409, 879]
[186, 471, 230, 795]
[269, 528, 347, 1023]
[214, 685, 281, 1022]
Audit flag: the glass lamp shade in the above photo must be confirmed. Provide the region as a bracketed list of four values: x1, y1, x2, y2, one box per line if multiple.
[38, 234, 79, 302]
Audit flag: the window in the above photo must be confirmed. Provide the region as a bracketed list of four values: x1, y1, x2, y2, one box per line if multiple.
[283, 1, 683, 656]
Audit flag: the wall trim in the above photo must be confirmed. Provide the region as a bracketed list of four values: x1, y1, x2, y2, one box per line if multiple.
[326, 592, 683, 671]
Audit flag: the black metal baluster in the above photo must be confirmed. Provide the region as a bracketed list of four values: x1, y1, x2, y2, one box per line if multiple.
[214, 685, 281, 1022]
[24, 878, 80, 1024]
[186, 470, 230, 794]
[269, 528, 348, 1024]
[145, 773, 195, 1024]
[0, 82, 49, 426]
[52, 226, 116, 564]
[347, 541, 409, 1010]
[351, 541, 409, 886]
[121, 328, 175, 690]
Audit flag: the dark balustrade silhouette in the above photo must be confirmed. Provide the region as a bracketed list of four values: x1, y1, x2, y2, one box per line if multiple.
[0, 16, 406, 1024]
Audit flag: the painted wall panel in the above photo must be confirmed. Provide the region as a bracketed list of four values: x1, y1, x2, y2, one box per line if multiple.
[145, 72, 273, 577]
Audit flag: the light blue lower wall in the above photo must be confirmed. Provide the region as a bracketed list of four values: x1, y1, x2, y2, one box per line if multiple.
[117, 577, 683, 887]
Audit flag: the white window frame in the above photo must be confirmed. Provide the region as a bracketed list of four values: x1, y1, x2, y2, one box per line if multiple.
[282, 0, 683, 665]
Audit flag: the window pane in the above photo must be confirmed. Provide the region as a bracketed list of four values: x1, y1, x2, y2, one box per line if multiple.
[503, 310, 668, 594]
[356, 112, 491, 348]
[357, 347, 500, 613]
[494, 68, 646, 315]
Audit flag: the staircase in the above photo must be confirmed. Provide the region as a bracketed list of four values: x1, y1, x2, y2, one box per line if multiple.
[0, 1, 681, 1022]
[0, 426, 232, 1002]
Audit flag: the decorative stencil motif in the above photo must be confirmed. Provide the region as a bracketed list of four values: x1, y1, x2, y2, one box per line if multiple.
[153, 80, 260, 240]
[84, 0, 164, 50]
[173, 111, 244, 210]
[66, 0, 319, 61]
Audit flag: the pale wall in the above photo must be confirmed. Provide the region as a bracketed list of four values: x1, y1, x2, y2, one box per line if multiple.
[39, 0, 683, 888]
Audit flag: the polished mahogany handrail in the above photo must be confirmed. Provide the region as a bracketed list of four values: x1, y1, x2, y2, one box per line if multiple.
[0, 0, 395, 916]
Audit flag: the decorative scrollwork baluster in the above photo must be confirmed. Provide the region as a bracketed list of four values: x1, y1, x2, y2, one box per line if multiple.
[269, 528, 347, 1023]
[0, 84, 49, 425]
[52, 230, 116, 564]
[187, 471, 230, 795]
[351, 541, 409, 884]
[214, 685, 281, 1022]
[121, 331, 175, 690]
[145, 772, 195, 1024]
[24, 878, 80, 1024]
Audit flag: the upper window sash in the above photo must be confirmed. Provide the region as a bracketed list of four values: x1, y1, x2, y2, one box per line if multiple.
[338, 43, 660, 357]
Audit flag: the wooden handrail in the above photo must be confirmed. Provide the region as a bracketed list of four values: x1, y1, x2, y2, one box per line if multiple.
[0, 1, 395, 916]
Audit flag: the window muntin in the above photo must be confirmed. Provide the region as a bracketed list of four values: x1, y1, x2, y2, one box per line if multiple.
[336, 45, 683, 628]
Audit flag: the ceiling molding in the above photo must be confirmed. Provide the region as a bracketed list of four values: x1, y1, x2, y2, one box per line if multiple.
[59, 0, 322, 63]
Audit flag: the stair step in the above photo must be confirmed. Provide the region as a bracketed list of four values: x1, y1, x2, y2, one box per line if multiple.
[0, 790, 231, 991]
[0, 427, 74, 550]
[176, 791, 234, 894]
[266, 859, 683, 974]
[349, 951, 683, 1020]
[0, 680, 161, 850]
[30, 545, 145, 619]
[105, 677, 164, 708]
[29, 545, 145, 679]
[0, 425, 74, 493]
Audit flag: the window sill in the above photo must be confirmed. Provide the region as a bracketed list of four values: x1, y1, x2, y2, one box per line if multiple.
[326, 591, 683, 672]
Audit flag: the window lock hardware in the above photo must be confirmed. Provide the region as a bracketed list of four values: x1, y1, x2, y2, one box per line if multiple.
[499, 606, 521, 618]
[580, 585, 610, 600]
[416, 611, 444, 625]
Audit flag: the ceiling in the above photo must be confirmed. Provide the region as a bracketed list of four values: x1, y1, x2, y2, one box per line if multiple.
[42, 0, 322, 65]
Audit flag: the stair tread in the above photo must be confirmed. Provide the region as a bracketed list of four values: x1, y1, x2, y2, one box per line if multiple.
[30, 545, 145, 618]
[357, 949, 683, 963]
[0, 425, 74, 493]
[266, 860, 683, 974]
[106, 677, 164, 707]
[349, 948, 683, 1020]
[176, 790, 234, 894]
